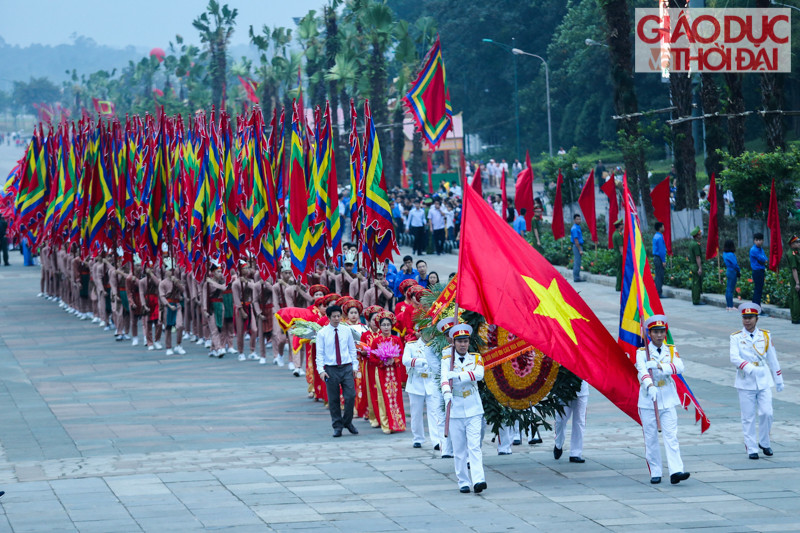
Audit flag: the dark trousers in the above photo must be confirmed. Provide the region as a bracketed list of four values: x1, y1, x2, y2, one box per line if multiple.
[433, 228, 445, 255]
[752, 269, 765, 306]
[411, 225, 426, 255]
[325, 363, 356, 430]
[653, 256, 665, 297]
[0, 238, 8, 265]
[726, 268, 738, 308]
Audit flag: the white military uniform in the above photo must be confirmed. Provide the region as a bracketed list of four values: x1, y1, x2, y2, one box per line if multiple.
[403, 340, 443, 449]
[730, 327, 784, 454]
[496, 422, 521, 454]
[441, 350, 485, 490]
[554, 380, 589, 459]
[636, 342, 685, 478]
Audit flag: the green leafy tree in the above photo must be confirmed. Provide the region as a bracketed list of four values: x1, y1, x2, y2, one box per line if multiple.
[12, 77, 61, 114]
[192, 0, 238, 111]
[719, 148, 800, 229]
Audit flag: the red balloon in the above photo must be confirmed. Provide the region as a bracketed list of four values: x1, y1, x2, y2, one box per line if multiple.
[150, 47, 166, 62]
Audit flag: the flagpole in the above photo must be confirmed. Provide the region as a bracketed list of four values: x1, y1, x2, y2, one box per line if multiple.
[444, 302, 458, 438]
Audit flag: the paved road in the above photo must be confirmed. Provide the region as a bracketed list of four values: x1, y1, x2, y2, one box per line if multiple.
[1, 252, 799, 533]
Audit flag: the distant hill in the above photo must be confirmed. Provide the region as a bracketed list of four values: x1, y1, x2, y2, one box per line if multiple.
[0, 35, 146, 88]
[0, 35, 261, 90]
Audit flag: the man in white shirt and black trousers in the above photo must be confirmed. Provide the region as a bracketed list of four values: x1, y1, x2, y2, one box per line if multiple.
[316, 304, 359, 438]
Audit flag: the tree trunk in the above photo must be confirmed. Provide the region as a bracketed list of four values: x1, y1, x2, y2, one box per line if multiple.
[756, 0, 785, 152]
[389, 104, 404, 189]
[411, 132, 422, 191]
[600, 0, 652, 220]
[723, 73, 746, 157]
[670, 73, 697, 210]
[700, 73, 726, 226]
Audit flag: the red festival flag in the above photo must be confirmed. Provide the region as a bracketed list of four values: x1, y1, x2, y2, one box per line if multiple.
[706, 173, 719, 260]
[500, 168, 508, 220]
[578, 169, 597, 243]
[649, 177, 672, 255]
[600, 174, 618, 249]
[470, 166, 482, 196]
[515, 167, 534, 231]
[237, 76, 259, 104]
[551, 170, 564, 240]
[767, 178, 782, 271]
[401, 158, 409, 189]
[456, 183, 640, 423]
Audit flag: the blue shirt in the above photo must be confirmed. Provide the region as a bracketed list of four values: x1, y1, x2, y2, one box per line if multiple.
[570, 223, 584, 246]
[723, 251, 740, 273]
[512, 216, 526, 236]
[750, 245, 767, 270]
[652, 232, 667, 262]
[391, 202, 402, 219]
[392, 268, 419, 297]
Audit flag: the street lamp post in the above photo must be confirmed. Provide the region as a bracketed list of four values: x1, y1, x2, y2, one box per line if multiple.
[482, 38, 521, 160]
[511, 47, 553, 158]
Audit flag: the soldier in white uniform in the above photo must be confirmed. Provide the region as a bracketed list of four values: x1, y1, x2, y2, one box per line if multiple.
[436, 317, 456, 459]
[441, 323, 487, 494]
[403, 327, 443, 450]
[730, 302, 785, 459]
[636, 315, 690, 485]
[553, 380, 589, 463]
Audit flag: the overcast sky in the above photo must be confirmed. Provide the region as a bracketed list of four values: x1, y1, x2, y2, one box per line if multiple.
[0, 0, 326, 49]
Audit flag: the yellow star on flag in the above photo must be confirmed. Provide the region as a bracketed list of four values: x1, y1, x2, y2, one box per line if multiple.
[521, 275, 588, 345]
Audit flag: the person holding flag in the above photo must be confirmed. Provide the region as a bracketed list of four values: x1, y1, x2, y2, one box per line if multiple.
[636, 315, 691, 485]
[441, 323, 486, 494]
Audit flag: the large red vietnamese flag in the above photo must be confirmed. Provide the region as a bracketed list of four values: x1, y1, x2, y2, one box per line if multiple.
[767, 178, 782, 271]
[650, 177, 672, 255]
[470, 166, 482, 196]
[457, 183, 641, 424]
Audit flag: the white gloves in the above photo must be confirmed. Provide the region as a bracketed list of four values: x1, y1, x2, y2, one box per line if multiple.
[776, 383, 785, 393]
[646, 385, 658, 402]
[443, 391, 453, 405]
[645, 360, 659, 370]
[415, 359, 429, 371]
[744, 363, 757, 375]
[445, 370, 461, 382]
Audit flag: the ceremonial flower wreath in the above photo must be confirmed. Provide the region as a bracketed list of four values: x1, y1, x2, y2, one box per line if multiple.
[414, 285, 582, 439]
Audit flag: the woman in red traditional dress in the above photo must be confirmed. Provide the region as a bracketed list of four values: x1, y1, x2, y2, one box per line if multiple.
[361, 305, 384, 427]
[369, 311, 406, 434]
[342, 299, 368, 418]
[303, 285, 330, 396]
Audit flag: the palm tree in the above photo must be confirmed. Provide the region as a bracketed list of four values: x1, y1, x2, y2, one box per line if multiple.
[192, 0, 238, 111]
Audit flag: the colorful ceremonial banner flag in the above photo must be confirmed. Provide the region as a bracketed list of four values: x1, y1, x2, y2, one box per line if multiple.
[515, 167, 534, 232]
[551, 170, 564, 240]
[92, 98, 115, 117]
[402, 35, 453, 151]
[456, 182, 640, 423]
[321, 102, 342, 264]
[470, 166, 482, 197]
[767, 178, 782, 272]
[578, 169, 597, 243]
[618, 173, 710, 432]
[348, 100, 363, 245]
[706, 173, 719, 260]
[288, 101, 311, 281]
[600, 175, 618, 250]
[650, 177, 672, 256]
[362, 99, 399, 269]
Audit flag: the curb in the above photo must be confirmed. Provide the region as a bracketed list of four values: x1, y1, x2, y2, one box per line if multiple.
[553, 266, 793, 321]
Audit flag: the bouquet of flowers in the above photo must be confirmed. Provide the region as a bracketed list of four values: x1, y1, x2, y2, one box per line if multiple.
[373, 341, 401, 366]
[288, 319, 323, 341]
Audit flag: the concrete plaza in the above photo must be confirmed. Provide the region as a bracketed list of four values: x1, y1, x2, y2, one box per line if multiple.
[0, 246, 799, 532]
